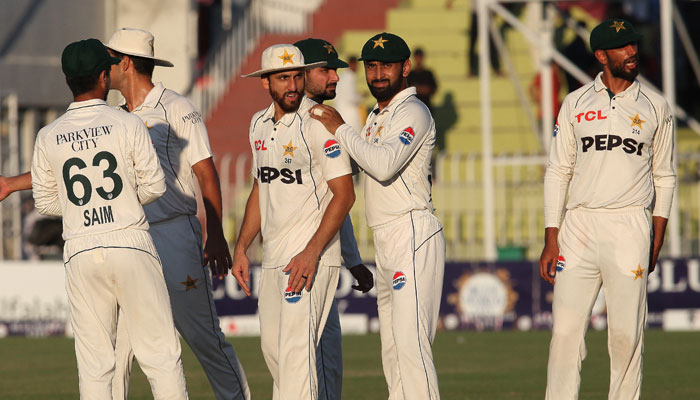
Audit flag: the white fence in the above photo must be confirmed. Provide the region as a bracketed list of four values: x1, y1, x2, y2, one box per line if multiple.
[189, 0, 324, 118]
[217, 151, 700, 262]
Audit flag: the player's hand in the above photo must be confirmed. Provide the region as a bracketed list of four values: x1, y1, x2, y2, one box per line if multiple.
[231, 248, 251, 296]
[349, 264, 373, 293]
[539, 228, 560, 285]
[309, 104, 345, 135]
[283, 247, 320, 293]
[0, 176, 13, 202]
[203, 230, 232, 280]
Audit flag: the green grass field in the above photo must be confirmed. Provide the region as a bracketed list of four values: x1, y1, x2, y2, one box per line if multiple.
[1, 330, 699, 399]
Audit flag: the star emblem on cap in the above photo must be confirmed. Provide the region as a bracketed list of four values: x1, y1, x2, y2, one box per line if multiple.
[283, 140, 297, 157]
[631, 264, 645, 280]
[629, 113, 646, 129]
[372, 36, 388, 49]
[323, 44, 335, 54]
[279, 49, 295, 65]
[180, 275, 199, 291]
[610, 20, 626, 33]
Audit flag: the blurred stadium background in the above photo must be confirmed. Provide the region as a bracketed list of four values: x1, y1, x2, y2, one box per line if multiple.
[1, 0, 700, 398]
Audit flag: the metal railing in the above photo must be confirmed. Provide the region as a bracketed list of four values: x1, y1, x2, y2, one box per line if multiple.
[217, 151, 700, 263]
[189, 0, 323, 118]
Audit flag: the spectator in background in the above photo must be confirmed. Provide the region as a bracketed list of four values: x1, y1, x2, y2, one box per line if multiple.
[407, 48, 438, 112]
[529, 64, 562, 123]
[334, 55, 364, 131]
[561, 21, 597, 92]
[467, 1, 502, 76]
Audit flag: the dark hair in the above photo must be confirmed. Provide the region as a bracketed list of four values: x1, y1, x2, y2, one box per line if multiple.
[111, 50, 155, 77]
[65, 68, 108, 97]
[414, 48, 424, 57]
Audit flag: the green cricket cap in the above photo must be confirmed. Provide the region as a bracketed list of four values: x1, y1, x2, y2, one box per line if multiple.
[359, 32, 410, 62]
[589, 18, 642, 52]
[294, 38, 348, 69]
[61, 38, 121, 78]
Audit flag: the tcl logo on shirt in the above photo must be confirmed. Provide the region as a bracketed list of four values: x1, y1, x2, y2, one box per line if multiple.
[575, 110, 607, 123]
[255, 140, 267, 151]
[580, 135, 644, 155]
[257, 166, 303, 184]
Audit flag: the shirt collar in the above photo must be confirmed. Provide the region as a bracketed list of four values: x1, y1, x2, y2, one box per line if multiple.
[371, 86, 418, 115]
[593, 72, 640, 101]
[261, 99, 305, 127]
[119, 82, 166, 112]
[67, 98, 107, 111]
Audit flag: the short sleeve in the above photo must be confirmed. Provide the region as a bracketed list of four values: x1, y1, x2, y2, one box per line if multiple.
[305, 117, 352, 181]
[172, 97, 213, 166]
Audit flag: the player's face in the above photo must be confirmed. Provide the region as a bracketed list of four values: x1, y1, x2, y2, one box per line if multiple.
[604, 43, 639, 81]
[107, 49, 124, 90]
[264, 69, 305, 113]
[364, 60, 410, 103]
[305, 67, 339, 102]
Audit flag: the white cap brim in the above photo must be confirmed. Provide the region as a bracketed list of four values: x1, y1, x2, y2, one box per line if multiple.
[241, 61, 327, 78]
[104, 44, 174, 67]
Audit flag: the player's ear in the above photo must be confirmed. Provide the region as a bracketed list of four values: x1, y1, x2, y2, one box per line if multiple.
[261, 76, 270, 90]
[594, 49, 608, 66]
[402, 59, 411, 78]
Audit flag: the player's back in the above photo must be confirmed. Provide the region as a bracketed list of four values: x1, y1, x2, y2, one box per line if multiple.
[31, 99, 166, 241]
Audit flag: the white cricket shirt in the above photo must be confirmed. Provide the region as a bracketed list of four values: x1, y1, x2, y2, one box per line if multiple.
[335, 87, 436, 228]
[31, 99, 165, 240]
[249, 96, 352, 268]
[544, 72, 676, 228]
[123, 83, 213, 224]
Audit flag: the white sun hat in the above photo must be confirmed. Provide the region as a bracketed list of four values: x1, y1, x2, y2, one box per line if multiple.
[104, 28, 174, 67]
[242, 44, 326, 78]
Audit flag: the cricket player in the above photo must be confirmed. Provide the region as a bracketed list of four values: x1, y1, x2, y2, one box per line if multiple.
[31, 38, 187, 399]
[232, 44, 355, 400]
[539, 19, 675, 399]
[310, 32, 446, 400]
[103, 28, 249, 400]
[294, 37, 375, 400]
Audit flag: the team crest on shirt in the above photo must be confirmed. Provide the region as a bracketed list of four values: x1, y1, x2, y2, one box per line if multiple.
[629, 113, 645, 135]
[399, 127, 415, 145]
[553, 123, 559, 137]
[284, 287, 303, 303]
[556, 255, 566, 272]
[323, 139, 341, 158]
[392, 271, 407, 290]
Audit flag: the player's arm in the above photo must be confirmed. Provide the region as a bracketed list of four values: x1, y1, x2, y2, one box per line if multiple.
[649, 101, 676, 273]
[192, 157, 232, 280]
[130, 117, 166, 204]
[232, 179, 261, 296]
[284, 173, 355, 292]
[0, 172, 32, 201]
[30, 135, 61, 216]
[310, 102, 431, 181]
[540, 97, 576, 284]
[339, 215, 373, 293]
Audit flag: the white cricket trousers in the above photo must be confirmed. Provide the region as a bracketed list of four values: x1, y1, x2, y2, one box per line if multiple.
[63, 229, 187, 400]
[259, 263, 340, 400]
[112, 215, 249, 400]
[546, 207, 650, 400]
[373, 210, 445, 400]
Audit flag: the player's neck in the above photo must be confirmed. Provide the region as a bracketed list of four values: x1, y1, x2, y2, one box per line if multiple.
[600, 70, 634, 95]
[272, 103, 299, 122]
[306, 92, 325, 105]
[121, 75, 155, 112]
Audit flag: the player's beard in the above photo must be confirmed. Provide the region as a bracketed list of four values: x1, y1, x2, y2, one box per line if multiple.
[306, 80, 337, 102]
[270, 86, 303, 113]
[609, 54, 639, 81]
[369, 76, 403, 103]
